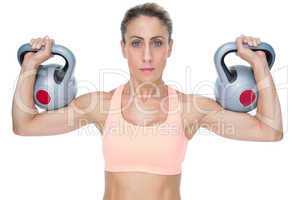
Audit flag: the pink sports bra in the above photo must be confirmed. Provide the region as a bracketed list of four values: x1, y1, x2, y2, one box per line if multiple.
[101, 84, 189, 175]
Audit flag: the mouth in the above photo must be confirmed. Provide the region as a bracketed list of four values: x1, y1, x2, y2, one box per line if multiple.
[139, 67, 155, 73]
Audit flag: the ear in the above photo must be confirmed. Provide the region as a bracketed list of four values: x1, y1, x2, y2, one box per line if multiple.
[167, 39, 173, 57]
[121, 40, 127, 59]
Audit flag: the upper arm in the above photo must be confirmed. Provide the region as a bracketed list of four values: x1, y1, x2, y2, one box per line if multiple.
[184, 94, 282, 141]
[14, 91, 111, 136]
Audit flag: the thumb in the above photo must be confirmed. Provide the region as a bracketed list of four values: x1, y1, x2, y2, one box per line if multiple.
[23, 52, 35, 60]
[256, 50, 266, 57]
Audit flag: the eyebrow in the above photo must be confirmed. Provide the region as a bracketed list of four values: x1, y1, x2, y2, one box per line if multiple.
[129, 35, 165, 40]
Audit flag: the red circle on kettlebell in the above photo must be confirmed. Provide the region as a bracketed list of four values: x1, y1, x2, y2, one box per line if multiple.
[239, 90, 256, 107]
[36, 90, 51, 105]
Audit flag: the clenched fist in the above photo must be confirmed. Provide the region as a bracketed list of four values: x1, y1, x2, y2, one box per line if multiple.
[21, 36, 55, 70]
[235, 35, 268, 66]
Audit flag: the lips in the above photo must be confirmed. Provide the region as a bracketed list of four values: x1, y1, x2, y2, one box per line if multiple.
[140, 68, 154, 70]
[139, 66, 155, 71]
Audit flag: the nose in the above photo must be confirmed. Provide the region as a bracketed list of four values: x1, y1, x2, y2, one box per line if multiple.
[143, 44, 152, 63]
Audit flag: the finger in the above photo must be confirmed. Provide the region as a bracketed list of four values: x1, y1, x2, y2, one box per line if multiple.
[41, 36, 48, 47]
[24, 52, 34, 60]
[248, 36, 256, 46]
[36, 37, 45, 49]
[30, 38, 35, 46]
[254, 37, 260, 46]
[242, 36, 248, 44]
[35, 37, 43, 49]
[30, 39, 37, 49]
[243, 36, 254, 47]
[50, 39, 55, 57]
[32, 37, 41, 49]
[236, 36, 245, 52]
[253, 37, 260, 46]
[256, 50, 266, 57]
[247, 36, 255, 46]
[44, 37, 53, 57]
[252, 38, 257, 47]
[31, 39, 37, 49]
[257, 38, 261, 45]
[252, 37, 258, 46]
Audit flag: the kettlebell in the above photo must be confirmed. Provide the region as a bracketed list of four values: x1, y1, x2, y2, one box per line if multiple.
[214, 42, 275, 112]
[17, 43, 77, 110]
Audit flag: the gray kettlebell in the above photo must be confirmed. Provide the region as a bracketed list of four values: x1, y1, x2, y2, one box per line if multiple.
[17, 43, 77, 110]
[214, 42, 275, 112]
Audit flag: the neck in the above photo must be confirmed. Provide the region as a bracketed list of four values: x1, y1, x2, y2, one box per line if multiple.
[125, 78, 166, 101]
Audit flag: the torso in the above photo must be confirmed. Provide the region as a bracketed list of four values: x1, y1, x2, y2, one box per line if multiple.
[104, 171, 181, 200]
[92, 84, 203, 200]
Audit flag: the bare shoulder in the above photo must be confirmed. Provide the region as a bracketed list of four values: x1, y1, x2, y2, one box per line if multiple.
[72, 90, 113, 109]
[173, 90, 222, 124]
[171, 89, 222, 139]
[71, 90, 115, 124]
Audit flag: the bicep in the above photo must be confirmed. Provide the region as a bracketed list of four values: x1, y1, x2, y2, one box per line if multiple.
[197, 97, 266, 141]
[19, 92, 101, 136]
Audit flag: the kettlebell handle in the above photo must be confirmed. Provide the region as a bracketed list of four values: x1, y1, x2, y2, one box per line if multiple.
[214, 42, 276, 84]
[17, 43, 76, 82]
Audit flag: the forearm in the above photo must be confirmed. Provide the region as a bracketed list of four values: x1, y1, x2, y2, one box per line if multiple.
[252, 59, 283, 134]
[12, 65, 39, 130]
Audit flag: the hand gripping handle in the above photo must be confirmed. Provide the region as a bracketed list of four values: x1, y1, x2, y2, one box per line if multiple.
[17, 43, 76, 82]
[214, 42, 275, 84]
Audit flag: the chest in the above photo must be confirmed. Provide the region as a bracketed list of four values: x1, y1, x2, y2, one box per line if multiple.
[121, 97, 169, 126]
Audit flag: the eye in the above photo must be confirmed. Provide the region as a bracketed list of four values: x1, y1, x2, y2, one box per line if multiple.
[152, 40, 163, 47]
[131, 40, 141, 47]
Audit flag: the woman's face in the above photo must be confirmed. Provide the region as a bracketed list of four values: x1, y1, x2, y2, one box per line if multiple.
[121, 15, 173, 83]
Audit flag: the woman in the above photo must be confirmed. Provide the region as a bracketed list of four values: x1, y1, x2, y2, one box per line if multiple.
[12, 2, 283, 200]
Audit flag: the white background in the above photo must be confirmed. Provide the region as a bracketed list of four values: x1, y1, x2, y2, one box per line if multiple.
[0, 0, 298, 199]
